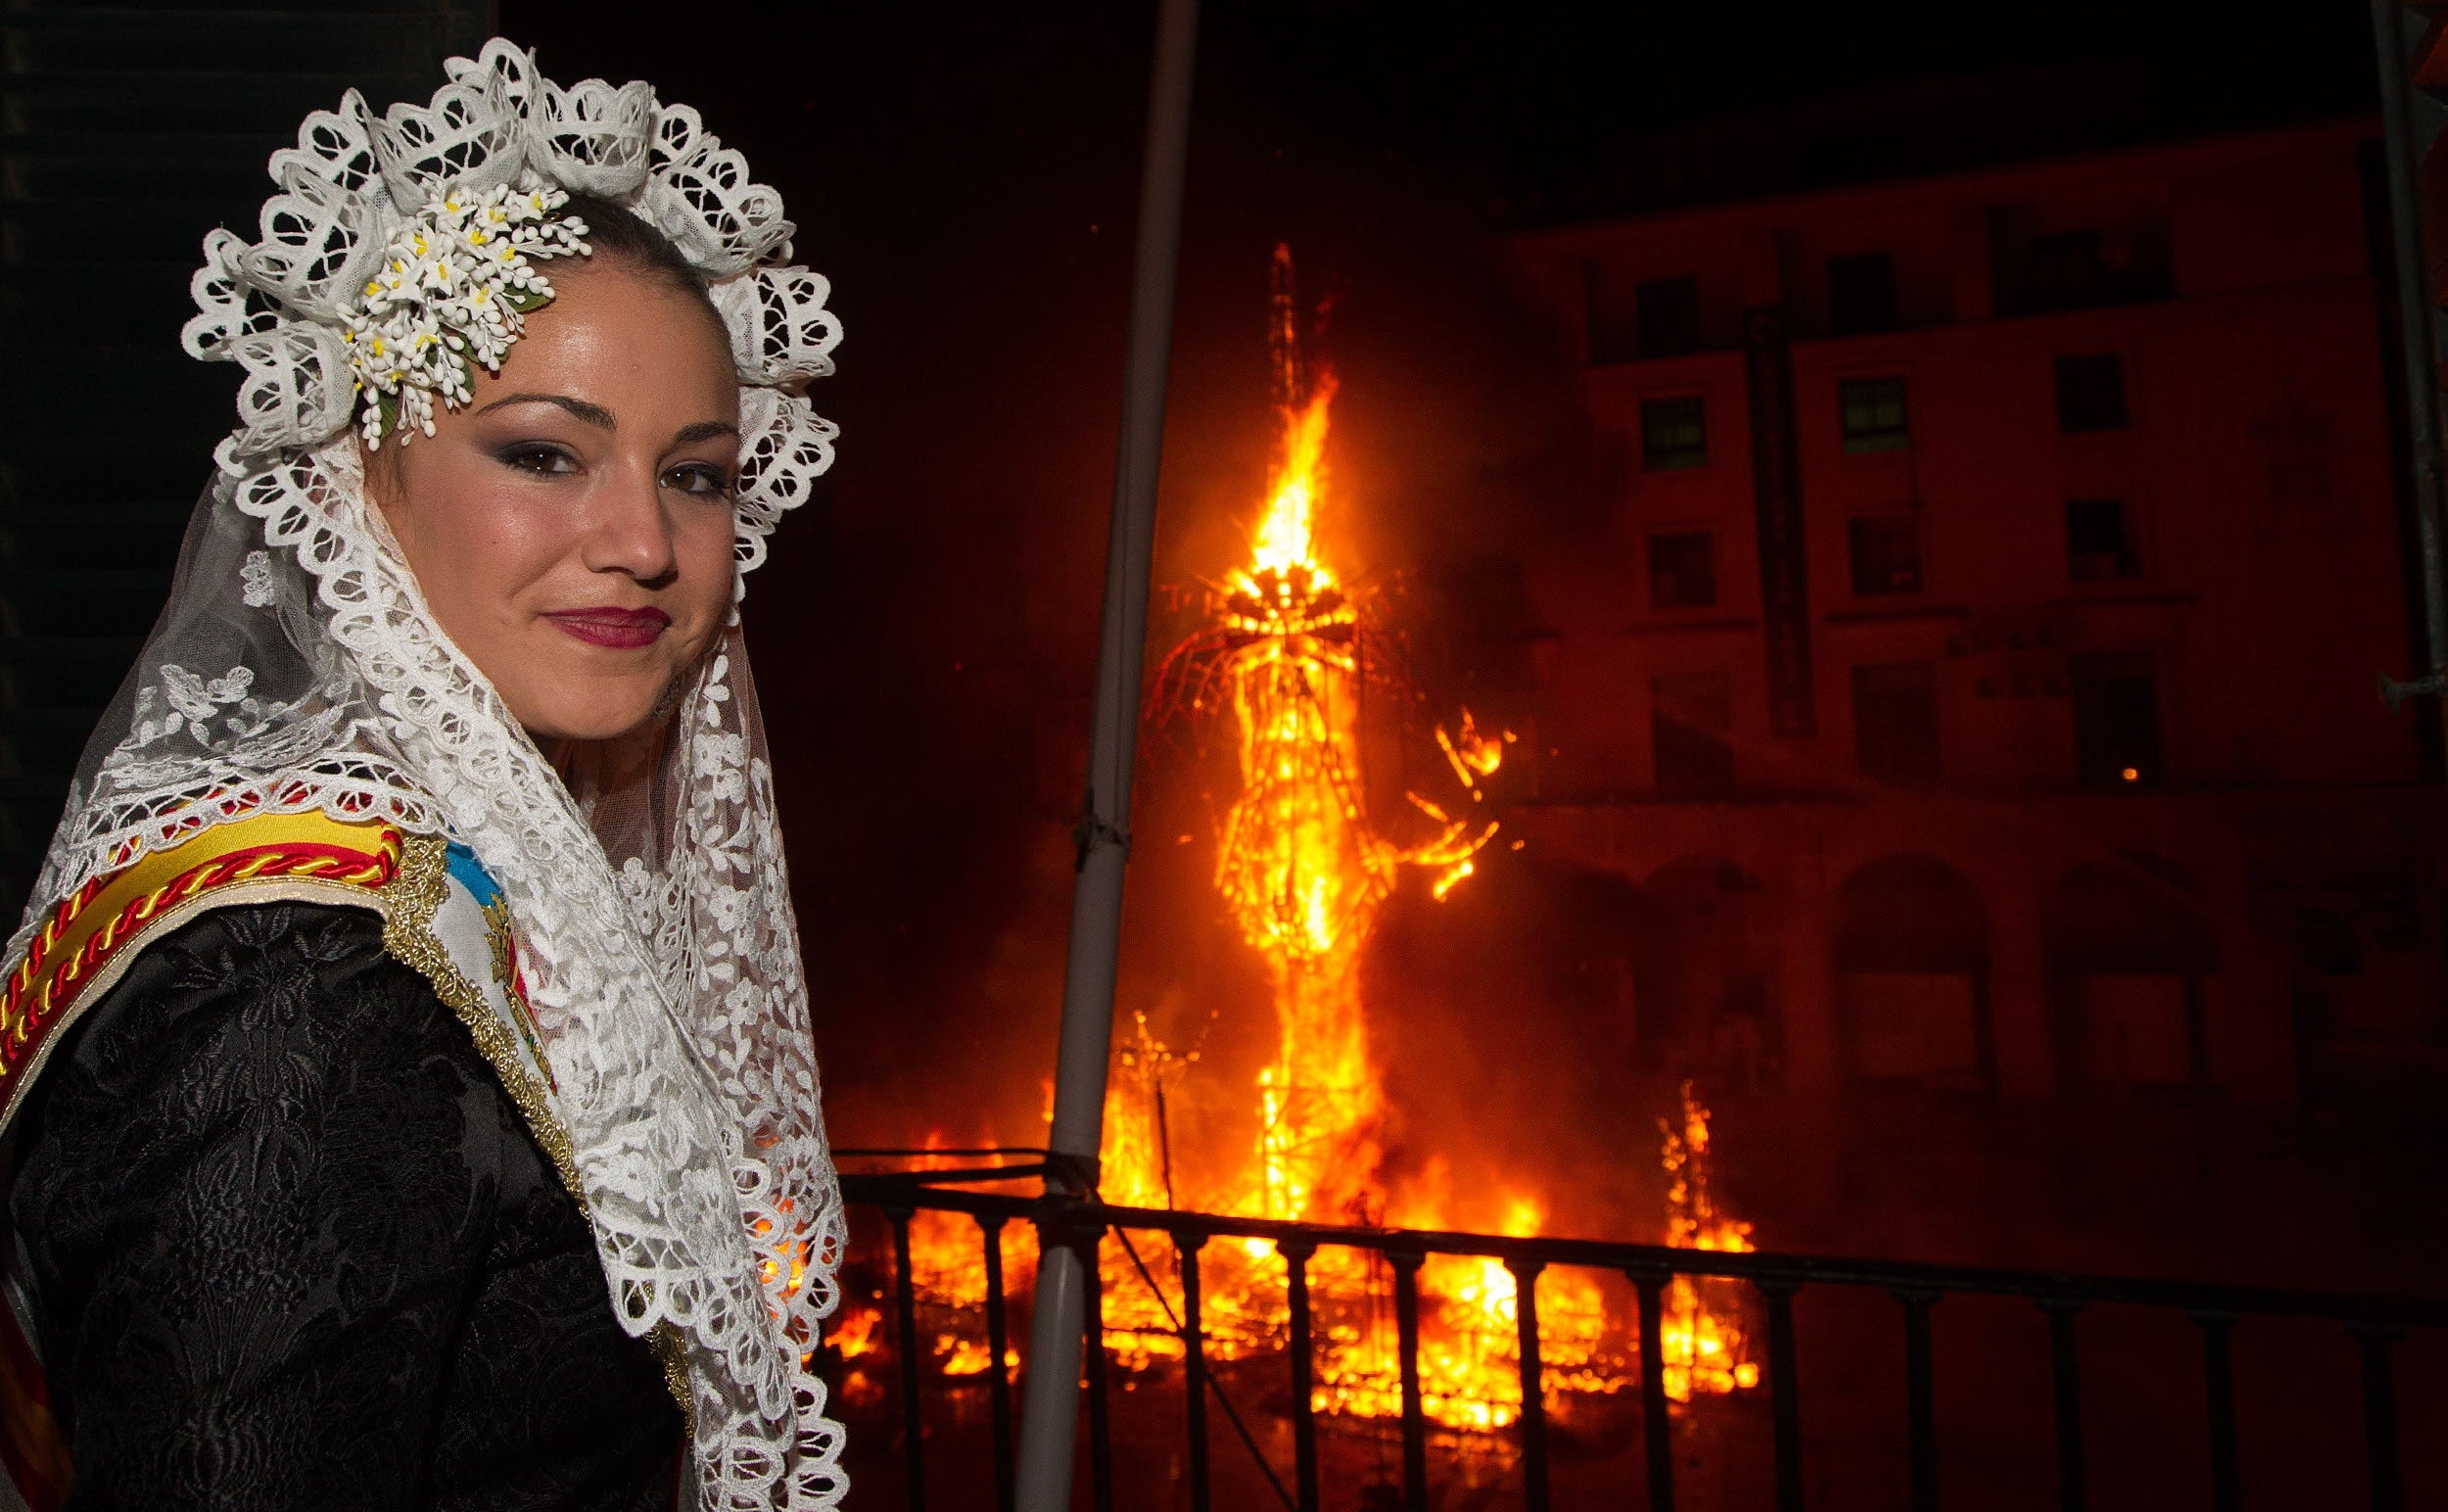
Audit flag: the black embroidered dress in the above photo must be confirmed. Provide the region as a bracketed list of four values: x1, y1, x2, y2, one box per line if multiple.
[0, 834, 684, 1510]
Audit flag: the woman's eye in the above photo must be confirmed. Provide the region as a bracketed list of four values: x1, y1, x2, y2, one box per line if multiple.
[664, 463, 735, 498]
[499, 444, 578, 476]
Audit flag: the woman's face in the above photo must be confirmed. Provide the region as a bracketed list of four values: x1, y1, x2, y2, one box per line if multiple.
[368, 260, 740, 745]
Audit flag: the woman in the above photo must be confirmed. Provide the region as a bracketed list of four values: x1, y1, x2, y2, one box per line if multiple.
[0, 39, 846, 1511]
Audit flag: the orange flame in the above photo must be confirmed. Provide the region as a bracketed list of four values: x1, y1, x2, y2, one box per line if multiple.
[1097, 247, 1568, 1429]
[1659, 1081, 1761, 1400]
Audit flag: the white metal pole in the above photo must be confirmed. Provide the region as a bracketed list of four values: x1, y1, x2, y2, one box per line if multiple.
[1012, 2, 1200, 1507]
[2372, 1, 2448, 699]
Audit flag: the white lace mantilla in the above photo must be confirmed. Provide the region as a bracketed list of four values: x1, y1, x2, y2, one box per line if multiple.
[15, 38, 848, 1509]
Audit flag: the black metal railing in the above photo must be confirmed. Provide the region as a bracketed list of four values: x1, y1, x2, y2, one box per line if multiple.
[837, 1173, 2446, 1512]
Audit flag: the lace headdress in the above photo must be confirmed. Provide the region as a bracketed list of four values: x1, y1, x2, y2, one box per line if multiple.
[15, 39, 848, 1508]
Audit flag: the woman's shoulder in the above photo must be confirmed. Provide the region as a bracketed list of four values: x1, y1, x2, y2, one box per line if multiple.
[0, 809, 409, 1139]
[0, 886, 640, 1512]
[0, 811, 560, 1160]
[1, 816, 576, 1267]
[17, 897, 452, 1163]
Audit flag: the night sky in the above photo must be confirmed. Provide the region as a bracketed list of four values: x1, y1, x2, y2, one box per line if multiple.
[502, 1, 2378, 1153]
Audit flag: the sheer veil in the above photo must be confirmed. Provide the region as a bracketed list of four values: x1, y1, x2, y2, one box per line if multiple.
[9, 42, 849, 1510]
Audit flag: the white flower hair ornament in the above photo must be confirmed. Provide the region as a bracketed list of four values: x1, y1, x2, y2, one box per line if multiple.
[181, 35, 841, 575]
[350, 182, 590, 448]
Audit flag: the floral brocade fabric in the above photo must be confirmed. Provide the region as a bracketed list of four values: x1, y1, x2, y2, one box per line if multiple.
[8, 904, 683, 1510]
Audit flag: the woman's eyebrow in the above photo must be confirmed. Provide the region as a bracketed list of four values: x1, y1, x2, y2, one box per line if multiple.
[473, 392, 617, 429]
[672, 420, 740, 446]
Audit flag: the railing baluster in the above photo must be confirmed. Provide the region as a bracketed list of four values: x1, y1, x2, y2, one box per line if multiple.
[2190, 1311, 2238, 1512]
[1390, 1248, 1430, 1512]
[2354, 1326, 2403, 1512]
[1760, 1280, 1805, 1512]
[1179, 1232, 1212, 1512]
[2043, 1301, 2085, 1512]
[977, 1214, 1015, 1512]
[1629, 1266, 1677, 1512]
[1510, 1256, 1552, 1512]
[1893, 1290, 1939, 1512]
[1280, 1239, 1322, 1512]
[885, 1204, 927, 1512]
[1084, 1225, 1113, 1512]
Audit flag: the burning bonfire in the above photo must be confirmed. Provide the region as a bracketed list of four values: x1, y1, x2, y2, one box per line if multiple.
[1166, 242, 1501, 1233]
[846, 247, 1759, 1440]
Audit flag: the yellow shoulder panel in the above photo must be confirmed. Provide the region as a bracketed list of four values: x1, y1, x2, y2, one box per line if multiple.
[0, 809, 402, 1139]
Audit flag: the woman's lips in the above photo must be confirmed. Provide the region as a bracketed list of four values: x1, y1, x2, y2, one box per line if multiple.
[542, 606, 672, 650]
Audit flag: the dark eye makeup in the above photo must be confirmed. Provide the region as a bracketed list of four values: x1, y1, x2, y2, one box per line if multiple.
[496, 441, 579, 476]
[662, 461, 735, 499]
[491, 443, 734, 500]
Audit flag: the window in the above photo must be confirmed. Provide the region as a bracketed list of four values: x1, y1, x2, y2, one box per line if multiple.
[2054, 353, 2130, 433]
[2031, 229, 2109, 310]
[1839, 376, 1909, 452]
[1827, 251, 1899, 336]
[1852, 663, 1941, 786]
[1640, 396, 1707, 471]
[1990, 217, 2175, 316]
[1652, 672, 1733, 797]
[2078, 976, 2200, 1085]
[1843, 974, 1987, 1084]
[2072, 652, 2162, 788]
[1848, 512, 1924, 595]
[1636, 275, 1701, 358]
[1647, 531, 1718, 609]
[1836, 855, 1994, 1089]
[2065, 498, 2142, 582]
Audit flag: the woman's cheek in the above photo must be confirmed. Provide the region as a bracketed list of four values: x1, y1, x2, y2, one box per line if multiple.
[681, 507, 738, 622]
[472, 493, 573, 612]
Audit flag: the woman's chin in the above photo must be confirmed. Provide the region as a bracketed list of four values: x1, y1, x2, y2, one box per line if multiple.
[512, 688, 668, 746]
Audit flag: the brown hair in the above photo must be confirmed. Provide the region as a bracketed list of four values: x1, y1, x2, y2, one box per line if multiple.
[554, 191, 729, 341]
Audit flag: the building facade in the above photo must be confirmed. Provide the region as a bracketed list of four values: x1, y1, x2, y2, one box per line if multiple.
[1499, 118, 2446, 1182]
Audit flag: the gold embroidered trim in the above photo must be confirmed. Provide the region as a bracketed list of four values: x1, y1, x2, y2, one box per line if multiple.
[649, 1320, 697, 1440]
[381, 836, 704, 1442]
[376, 834, 588, 1218]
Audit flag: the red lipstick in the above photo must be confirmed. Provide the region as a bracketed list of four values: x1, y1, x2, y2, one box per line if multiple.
[542, 606, 671, 650]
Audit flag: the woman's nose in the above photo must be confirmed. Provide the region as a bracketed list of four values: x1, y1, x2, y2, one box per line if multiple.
[581, 460, 679, 582]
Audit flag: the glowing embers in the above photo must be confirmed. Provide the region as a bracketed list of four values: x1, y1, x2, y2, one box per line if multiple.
[853, 1089, 1764, 1444]
[1081, 1228, 1618, 1436]
[1307, 1202, 1620, 1434]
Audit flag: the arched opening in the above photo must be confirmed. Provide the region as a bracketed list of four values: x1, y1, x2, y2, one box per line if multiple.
[1835, 855, 1994, 1090]
[1632, 856, 1782, 1089]
[2045, 855, 2219, 1088]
